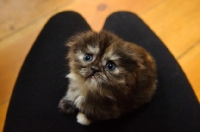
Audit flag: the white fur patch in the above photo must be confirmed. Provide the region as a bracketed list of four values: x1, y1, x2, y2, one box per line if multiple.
[87, 45, 99, 54]
[76, 50, 84, 60]
[79, 68, 89, 76]
[67, 88, 79, 101]
[112, 67, 123, 75]
[77, 112, 92, 125]
[102, 59, 107, 66]
[106, 94, 116, 100]
[106, 50, 114, 58]
[74, 96, 85, 108]
[66, 73, 77, 80]
[110, 54, 121, 61]
[87, 77, 98, 87]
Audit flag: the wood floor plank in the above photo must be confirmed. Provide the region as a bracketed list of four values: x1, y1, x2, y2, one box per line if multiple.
[0, 101, 9, 132]
[0, 15, 48, 104]
[0, 0, 72, 40]
[63, 0, 162, 31]
[0, 0, 161, 40]
[178, 42, 200, 102]
[0, 11, 50, 132]
[140, 0, 200, 58]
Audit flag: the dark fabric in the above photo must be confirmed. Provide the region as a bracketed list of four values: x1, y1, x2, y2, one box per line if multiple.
[4, 11, 200, 132]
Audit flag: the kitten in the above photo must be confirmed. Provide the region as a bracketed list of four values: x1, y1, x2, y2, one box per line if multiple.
[59, 30, 157, 125]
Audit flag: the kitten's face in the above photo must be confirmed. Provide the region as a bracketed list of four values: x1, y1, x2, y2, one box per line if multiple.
[67, 31, 141, 88]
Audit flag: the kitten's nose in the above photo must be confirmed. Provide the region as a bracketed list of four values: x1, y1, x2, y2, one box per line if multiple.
[91, 66, 99, 73]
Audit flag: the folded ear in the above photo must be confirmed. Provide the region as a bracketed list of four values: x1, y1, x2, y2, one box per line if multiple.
[65, 31, 88, 47]
[65, 30, 96, 47]
[65, 35, 78, 47]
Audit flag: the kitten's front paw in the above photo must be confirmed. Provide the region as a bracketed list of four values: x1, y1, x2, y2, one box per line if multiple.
[58, 98, 76, 114]
[77, 112, 92, 125]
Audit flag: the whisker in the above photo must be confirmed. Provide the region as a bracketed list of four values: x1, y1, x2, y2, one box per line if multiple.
[99, 76, 108, 83]
[79, 71, 89, 73]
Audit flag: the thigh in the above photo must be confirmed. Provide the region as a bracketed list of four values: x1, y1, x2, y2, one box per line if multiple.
[103, 11, 200, 132]
[4, 11, 91, 132]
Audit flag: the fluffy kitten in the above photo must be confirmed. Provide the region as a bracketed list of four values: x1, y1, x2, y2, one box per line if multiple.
[59, 30, 157, 125]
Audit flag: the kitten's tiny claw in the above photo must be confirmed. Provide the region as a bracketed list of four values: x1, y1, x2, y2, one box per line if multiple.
[58, 98, 76, 114]
[77, 112, 92, 125]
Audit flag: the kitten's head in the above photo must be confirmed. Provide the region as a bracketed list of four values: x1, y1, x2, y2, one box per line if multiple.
[66, 30, 155, 92]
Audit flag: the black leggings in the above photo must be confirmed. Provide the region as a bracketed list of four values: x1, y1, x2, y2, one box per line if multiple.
[4, 11, 200, 132]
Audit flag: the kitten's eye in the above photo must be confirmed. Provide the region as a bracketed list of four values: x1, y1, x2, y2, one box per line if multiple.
[106, 61, 116, 71]
[83, 54, 93, 62]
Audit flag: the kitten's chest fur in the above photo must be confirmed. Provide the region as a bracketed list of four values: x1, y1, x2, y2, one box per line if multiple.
[66, 72, 116, 102]
[66, 72, 120, 120]
[66, 73, 88, 110]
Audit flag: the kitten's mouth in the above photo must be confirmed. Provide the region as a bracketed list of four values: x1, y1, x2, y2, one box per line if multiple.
[87, 73, 95, 78]
[87, 72, 98, 80]
[87, 67, 100, 80]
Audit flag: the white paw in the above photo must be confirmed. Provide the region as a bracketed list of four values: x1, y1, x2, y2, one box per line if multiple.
[76, 112, 92, 125]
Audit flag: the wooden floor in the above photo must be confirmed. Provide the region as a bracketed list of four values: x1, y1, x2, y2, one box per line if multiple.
[0, 0, 200, 131]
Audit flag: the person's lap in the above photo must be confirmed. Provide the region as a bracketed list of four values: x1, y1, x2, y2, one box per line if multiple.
[4, 11, 200, 132]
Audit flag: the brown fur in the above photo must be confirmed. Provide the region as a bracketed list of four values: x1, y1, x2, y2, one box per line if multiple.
[59, 30, 157, 125]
